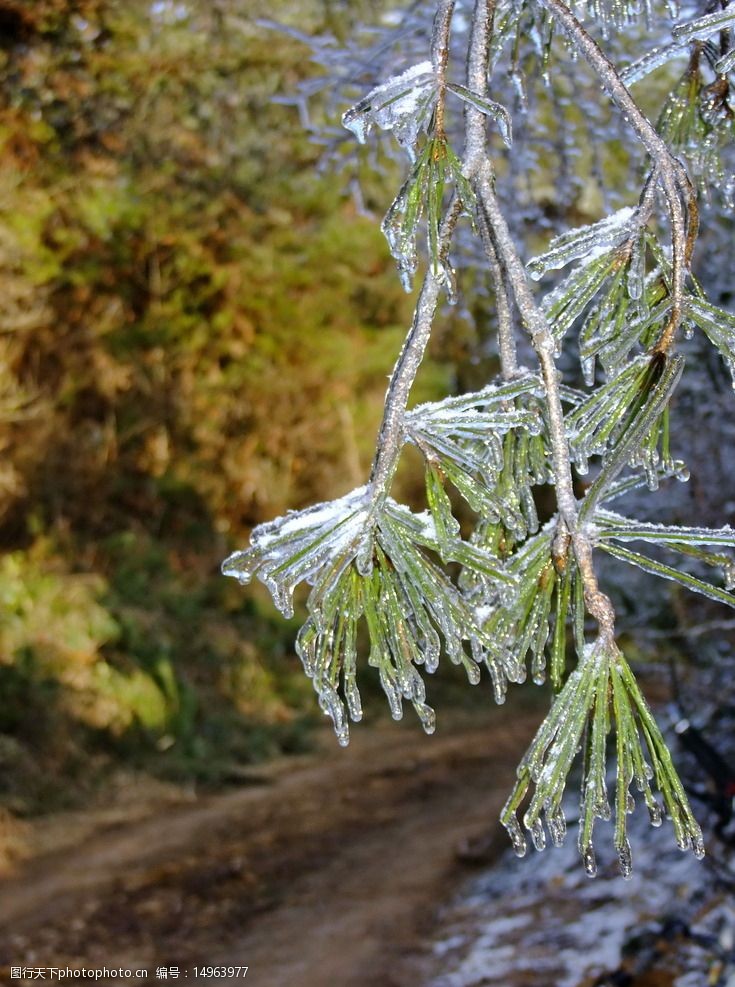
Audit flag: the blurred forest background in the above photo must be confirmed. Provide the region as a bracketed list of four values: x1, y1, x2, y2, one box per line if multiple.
[0, 0, 732, 822]
[0, 0, 461, 813]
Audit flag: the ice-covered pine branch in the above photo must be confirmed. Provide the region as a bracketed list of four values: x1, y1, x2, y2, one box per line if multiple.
[224, 0, 735, 876]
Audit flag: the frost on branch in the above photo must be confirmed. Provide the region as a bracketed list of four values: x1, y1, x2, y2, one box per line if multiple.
[341, 64, 513, 162]
[656, 55, 735, 198]
[528, 208, 637, 280]
[381, 136, 475, 293]
[672, 6, 735, 43]
[445, 83, 512, 145]
[222, 490, 521, 745]
[341, 61, 437, 155]
[501, 639, 705, 878]
[685, 297, 735, 387]
[405, 372, 551, 541]
[566, 353, 684, 493]
[592, 510, 735, 607]
[222, 486, 372, 619]
[466, 523, 583, 694]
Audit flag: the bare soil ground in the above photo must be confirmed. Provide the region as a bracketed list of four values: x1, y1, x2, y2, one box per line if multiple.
[0, 707, 538, 987]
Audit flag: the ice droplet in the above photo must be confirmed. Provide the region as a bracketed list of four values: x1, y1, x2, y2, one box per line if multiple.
[635, 761, 653, 789]
[464, 656, 482, 685]
[547, 806, 567, 847]
[532, 647, 547, 686]
[529, 817, 547, 852]
[356, 533, 374, 576]
[617, 838, 633, 879]
[413, 700, 436, 735]
[676, 831, 692, 852]
[582, 843, 598, 878]
[319, 687, 350, 747]
[504, 814, 528, 857]
[648, 800, 663, 827]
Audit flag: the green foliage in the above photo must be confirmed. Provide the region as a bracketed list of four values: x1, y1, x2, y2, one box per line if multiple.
[0, 0, 455, 806]
[383, 136, 476, 292]
[223, 488, 520, 743]
[658, 58, 735, 194]
[501, 639, 704, 878]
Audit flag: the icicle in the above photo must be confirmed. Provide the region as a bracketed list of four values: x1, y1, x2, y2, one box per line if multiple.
[490, 664, 508, 705]
[531, 647, 547, 686]
[581, 354, 596, 387]
[381, 182, 419, 293]
[296, 619, 318, 677]
[421, 624, 442, 674]
[345, 679, 363, 723]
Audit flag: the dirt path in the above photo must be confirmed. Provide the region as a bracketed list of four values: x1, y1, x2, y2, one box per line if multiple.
[0, 708, 538, 986]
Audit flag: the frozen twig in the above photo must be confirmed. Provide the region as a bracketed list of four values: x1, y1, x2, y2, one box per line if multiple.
[463, 0, 520, 380]
[537, 0, 697, 350]
[368, 2, 459, 504]
[475, 167, 616, 639]
[463, 0, 616, 639]
[368, 197, 461, 502]
[432, 0, 456, 136]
